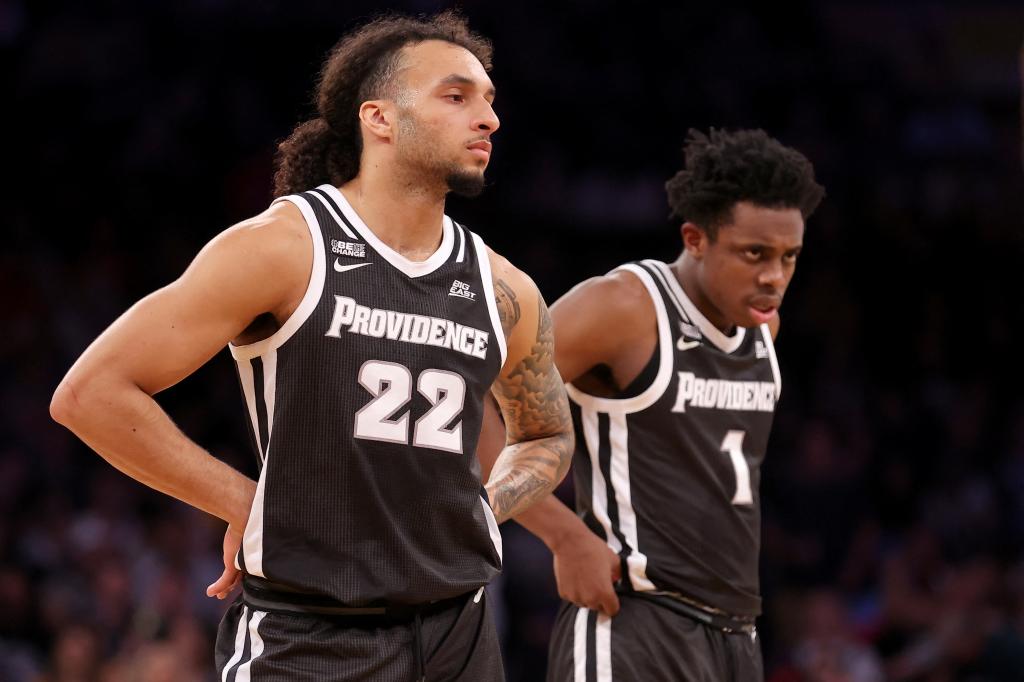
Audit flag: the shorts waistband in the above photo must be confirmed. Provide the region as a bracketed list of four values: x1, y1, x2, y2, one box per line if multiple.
[241, 581, 471, 623]
[625, 591, 756, 634]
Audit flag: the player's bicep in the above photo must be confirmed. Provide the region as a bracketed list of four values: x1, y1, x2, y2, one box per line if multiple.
[86, 278, 258, 396]
[491, 281, 571, 445]
[549, 273, 651, 384]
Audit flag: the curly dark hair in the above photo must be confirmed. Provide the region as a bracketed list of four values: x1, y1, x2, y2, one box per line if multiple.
[273, 11, 493, 196]
[665, 128, 825, 239]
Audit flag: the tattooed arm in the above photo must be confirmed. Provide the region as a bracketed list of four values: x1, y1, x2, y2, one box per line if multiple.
[483, 252, 574, 524]
[477, 270, 657, 615]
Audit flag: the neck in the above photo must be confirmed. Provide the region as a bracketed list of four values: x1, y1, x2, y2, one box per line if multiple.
[672, 253, 734, 334]
[339, 160, 447, 261]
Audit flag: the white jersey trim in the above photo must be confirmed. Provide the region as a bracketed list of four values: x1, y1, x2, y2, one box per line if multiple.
[236, 359, 263, 462]
[580, 405, 621, 555]
[307, 188, 358, 239]
[320, 184, 454, 278]
[647, 260, 746, 354]
[608, 410, 656, 591]
[760, 323, 782, 399]
[454, 222, 467, 263]
[565, 264, 673, 414]
[229, 194, 327, 361]
[261, 350, 278, 450]
[472, 233, 508, 369]
[481, 496, 503, 563]
[241, 454, 269, 577]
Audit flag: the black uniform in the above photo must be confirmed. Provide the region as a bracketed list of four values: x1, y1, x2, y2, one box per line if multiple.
[216, 185, 506, 681]
[548, 260, 781, 682]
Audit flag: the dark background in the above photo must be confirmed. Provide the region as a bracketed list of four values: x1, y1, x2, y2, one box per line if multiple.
[4, 1, 1024, 680]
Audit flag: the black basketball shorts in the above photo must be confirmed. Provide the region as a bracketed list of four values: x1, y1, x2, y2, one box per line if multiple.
[215, 587, 504, 681]
[546, 596, 762, 682]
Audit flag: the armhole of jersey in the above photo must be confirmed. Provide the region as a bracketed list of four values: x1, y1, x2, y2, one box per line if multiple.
[760, 323, 782, 399]
[565, 264, 674, 414]
[470, 233, 508, 369]
[228, 194, 327, 361]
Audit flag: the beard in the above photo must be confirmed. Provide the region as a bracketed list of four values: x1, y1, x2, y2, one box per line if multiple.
[445, 167, 486, 197]
[397, 110, 488, 198]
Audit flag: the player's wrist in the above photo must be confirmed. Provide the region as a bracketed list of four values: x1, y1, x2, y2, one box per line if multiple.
[544, 518, 590, 554]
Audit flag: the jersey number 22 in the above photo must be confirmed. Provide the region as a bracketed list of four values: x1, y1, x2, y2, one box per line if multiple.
[354, 360, 466, 454]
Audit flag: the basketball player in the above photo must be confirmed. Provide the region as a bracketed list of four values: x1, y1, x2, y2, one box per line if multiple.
[50, 13, 573, 681]
[480, 128, 824, 680]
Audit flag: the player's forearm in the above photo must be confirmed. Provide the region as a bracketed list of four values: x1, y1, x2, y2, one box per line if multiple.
[484, 431, 572, 524]
[509, 491, 593, 551]
[51, 375, 255, 529]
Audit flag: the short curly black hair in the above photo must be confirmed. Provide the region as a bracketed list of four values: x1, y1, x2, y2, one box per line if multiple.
[665, 128, 825, 240]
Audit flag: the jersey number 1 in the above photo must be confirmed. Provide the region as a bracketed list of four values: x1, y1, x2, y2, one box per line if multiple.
[354, 360, 466, 453]
[721, 430, 753, 505]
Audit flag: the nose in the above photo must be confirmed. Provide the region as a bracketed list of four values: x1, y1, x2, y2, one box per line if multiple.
[474, 100, 500, 134]
[758, 260, 785, 290]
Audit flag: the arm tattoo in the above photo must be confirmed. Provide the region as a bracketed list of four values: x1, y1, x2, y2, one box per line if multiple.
[494, 278, 521, 339]
[487, 296, 574, 523]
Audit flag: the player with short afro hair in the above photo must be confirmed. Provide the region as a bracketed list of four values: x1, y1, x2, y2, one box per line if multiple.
[665, 128, 825, 239]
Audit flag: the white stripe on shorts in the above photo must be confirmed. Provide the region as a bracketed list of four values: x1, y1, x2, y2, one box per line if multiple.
[222, 606, 249, 682]
[234, 610, 268, 682]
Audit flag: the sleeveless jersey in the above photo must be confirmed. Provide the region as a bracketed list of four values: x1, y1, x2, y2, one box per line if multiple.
[567, 259, 781, 618]
[229, 184, 505, 606]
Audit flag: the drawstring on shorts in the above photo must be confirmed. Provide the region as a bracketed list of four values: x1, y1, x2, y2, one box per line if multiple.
[413, 611, 425, 681]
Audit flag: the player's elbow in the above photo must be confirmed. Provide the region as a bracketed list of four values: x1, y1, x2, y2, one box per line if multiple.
[552, 428, 575, 485]
[50, 378, 81, 428]
[50, 373, 96, 430]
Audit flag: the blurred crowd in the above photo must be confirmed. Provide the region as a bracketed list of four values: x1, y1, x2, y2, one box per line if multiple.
[4, 1, 1024, 680]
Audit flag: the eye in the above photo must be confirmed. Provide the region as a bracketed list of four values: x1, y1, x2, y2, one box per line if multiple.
[445, 93, 465, 103]
[744, 247, 763, 261]
[782, 250, 800, 264]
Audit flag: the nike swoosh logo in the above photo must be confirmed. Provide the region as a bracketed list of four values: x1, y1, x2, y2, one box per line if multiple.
[334, 260, 371, 273]
[677, 338, 701, 351]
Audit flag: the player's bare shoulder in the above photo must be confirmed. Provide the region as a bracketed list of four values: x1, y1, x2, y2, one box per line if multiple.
[553, 267, 656, 343]
[221, 200, 311, 271]
[182, 197, 313, 329]
[483, 246, 539, 341]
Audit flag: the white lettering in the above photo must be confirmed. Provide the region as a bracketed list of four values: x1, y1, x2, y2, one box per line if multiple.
[386, 311, 404, 340]
[349, 305, 371, 335]
[325, 295, 356, 337]
[325, 296, 492, 360]
[672, 372, 777, 414]
[458, 326, 473, 355]
[427, 318, 446, 347]
[367, 309, 387, 338]
[472, 332, 488, 359]
[443, 320, 458, 350]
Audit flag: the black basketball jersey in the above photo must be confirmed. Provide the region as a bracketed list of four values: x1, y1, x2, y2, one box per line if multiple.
[229, 184, 505, 606]
[568, 259, 781, 618]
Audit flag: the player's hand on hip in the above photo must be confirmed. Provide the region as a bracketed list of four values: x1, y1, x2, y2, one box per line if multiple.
[553, 528, 622, 617]
[206, 524, 243, 600]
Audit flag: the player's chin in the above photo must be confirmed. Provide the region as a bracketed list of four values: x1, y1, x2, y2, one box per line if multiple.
[446, 168, 487, 198]
[738, 304, 778, 328]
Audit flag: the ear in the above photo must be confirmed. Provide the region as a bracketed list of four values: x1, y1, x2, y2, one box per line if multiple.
[358, 100, 396, 143]
[681, 222, 709, 259]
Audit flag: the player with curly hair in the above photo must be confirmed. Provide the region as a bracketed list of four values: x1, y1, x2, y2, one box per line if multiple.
[481, 127, 825, 681]
[51, 11, 573, 681]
